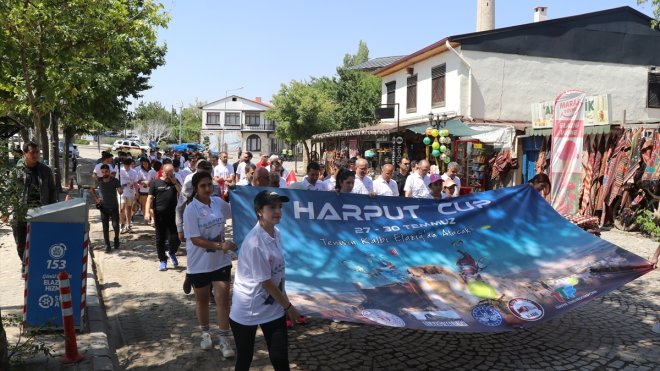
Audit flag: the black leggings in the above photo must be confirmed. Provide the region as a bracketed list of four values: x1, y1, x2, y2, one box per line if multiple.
[230, 316, 289, 371]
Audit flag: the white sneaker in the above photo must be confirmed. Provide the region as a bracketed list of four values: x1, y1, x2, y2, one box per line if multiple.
[200, 332, 212, 350]
[219, 337, 235, 358]
[653, 322, 660, 334]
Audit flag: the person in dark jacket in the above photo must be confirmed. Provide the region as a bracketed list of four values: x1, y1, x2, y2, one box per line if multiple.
[12, 141, 58, 265]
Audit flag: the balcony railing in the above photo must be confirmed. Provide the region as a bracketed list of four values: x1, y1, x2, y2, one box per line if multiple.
[205, 122, 276, 132]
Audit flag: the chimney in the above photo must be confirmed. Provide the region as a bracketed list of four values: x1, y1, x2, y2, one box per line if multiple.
[534, 6, 548, 22]
[255, 97, 262, 103]
[476, 0, 495, 32]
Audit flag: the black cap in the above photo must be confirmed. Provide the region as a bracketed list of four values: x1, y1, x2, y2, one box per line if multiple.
[254, 190, 290, 211]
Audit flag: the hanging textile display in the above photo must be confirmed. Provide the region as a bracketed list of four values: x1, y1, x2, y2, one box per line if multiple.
[550, 90, 587, 215]
[641, 130, 660, 184]
[579, 135, 596, 216]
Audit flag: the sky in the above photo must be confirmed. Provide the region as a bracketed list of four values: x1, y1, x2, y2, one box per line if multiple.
[137, 0, 655, 111]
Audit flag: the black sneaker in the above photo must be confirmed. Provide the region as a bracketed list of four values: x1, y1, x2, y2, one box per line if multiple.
[183, 276, 192, 294]
[105, 245, 112, 253]
[114, 238, 120, 250]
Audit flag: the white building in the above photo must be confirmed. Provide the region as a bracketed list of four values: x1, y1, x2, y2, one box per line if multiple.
[200, 95, 285, 156]
[374, 6, 660, 128]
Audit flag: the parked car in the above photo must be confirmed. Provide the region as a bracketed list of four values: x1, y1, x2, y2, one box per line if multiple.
[58, 141, 80, 158]
[112, 139, 150, 152]
[170, 143, 206, 153]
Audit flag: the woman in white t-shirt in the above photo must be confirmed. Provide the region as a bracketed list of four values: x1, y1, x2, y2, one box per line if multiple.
[183, 172, 236, 358]
[230, 190, 301, 371]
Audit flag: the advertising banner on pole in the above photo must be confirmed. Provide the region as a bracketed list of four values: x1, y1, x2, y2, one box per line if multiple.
[550, 90, 587, 215]
[230, 186, 651, 332]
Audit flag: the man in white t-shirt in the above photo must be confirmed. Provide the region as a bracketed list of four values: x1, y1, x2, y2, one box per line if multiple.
[236, 152, 254, 181]
[93, 152, 117, 180]
[373, 163, 399, 196]
[300, 162, 326, 191]
[441, 162, 462, 197]
[351, 158, 374, 195]
[404, 159, 431, 198]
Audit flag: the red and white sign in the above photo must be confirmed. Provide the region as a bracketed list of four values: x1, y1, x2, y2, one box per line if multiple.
[550, 90, 586, 215]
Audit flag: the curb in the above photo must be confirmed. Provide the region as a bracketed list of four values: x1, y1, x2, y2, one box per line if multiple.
[85, 258, 116, 370]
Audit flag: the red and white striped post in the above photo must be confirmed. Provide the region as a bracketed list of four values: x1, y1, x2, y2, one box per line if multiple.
[58, 271, 83, 363]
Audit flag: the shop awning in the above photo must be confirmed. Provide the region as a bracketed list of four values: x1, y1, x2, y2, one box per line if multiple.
[311, 122, 397, 141]
[525, 124, 612, 137]
[407, 118, 484, 137]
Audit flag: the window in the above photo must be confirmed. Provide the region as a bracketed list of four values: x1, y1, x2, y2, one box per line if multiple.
[246, 134, 261, 152]
[406, 75, 417, 113]
[432, 64, 446, 108]
[207, 112, 220, 125]
[649, 72, 660, 108]
[386, 81, 396, 106]
[245, 112, 261, 126]
[225, 112, 240, 126]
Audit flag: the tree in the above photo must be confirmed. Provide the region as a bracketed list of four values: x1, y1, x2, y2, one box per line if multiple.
[334, 41, 382, 129]
[266, 80, 337, 160]
[638, 0, 660, 27]
[132, 101, 172, 142]
[180, 102, 203, 143]
[0, 0, 169, 184]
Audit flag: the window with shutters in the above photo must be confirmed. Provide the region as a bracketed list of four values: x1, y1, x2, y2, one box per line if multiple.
[386, 81, 396, 106]
[649, 72, 660, 108]
[406, 75, 417, 113]
[432, 64, 446, 108]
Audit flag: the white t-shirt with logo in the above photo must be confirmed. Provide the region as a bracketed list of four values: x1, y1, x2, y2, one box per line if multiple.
[183, 197, 232, 274]
[136, 167, 153, 195]
[119, 168, 137, 198]
[230, 223, 286, 326]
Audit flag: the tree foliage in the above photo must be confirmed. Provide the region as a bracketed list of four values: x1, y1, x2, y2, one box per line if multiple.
[266, 80, 337, 159]
[0, 0, 169, 140]
[638, 0, 660, 27]
[267, 41, 381, 154]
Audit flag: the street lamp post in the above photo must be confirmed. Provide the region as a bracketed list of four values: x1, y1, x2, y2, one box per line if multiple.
[428, 112, 451, 172]
[178, 101, 183, 144]
[223, 86, 244, 153]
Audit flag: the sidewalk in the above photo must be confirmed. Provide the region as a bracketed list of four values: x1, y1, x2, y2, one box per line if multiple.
[0, 219, 116, 370]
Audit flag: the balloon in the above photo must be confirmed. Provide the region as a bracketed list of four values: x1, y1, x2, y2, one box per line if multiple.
[431, 129, 439, 137]
[440, 153, 446, 160]
[423, 137, 431, 145]
[444, 156, 451, 164]
[439, 145, 447, 153]
[443, 129, 450, 137]
[431, 141, 440, 150]
[425, 127, 433, 136]
[432, 149, 440, 157]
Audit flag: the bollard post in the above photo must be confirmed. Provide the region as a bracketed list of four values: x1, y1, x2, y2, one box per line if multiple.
[58, 271, 83, 363]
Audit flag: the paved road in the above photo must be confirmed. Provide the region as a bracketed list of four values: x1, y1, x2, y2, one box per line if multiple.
[88, 207, 659, 368]
[40, 145, 660, 370]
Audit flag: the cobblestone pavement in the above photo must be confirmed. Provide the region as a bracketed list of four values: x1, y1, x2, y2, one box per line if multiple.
[91, 207, 660, 371]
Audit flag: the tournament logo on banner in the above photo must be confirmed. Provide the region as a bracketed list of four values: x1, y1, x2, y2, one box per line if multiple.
[550, 90, 586, 215]
[230, 186, 652, 332]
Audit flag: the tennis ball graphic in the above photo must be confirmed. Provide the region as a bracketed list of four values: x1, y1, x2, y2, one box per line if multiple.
[468, 280, 498, 300]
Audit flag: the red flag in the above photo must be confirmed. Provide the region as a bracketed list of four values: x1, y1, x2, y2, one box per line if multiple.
[285, 170, 297, 186]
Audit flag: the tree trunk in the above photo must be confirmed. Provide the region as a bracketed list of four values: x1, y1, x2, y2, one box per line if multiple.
[0, 307, 9, 370]
[63, 127, 73, 188]
[49, 112, 62, 191]
[38, 119, 49, 163]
